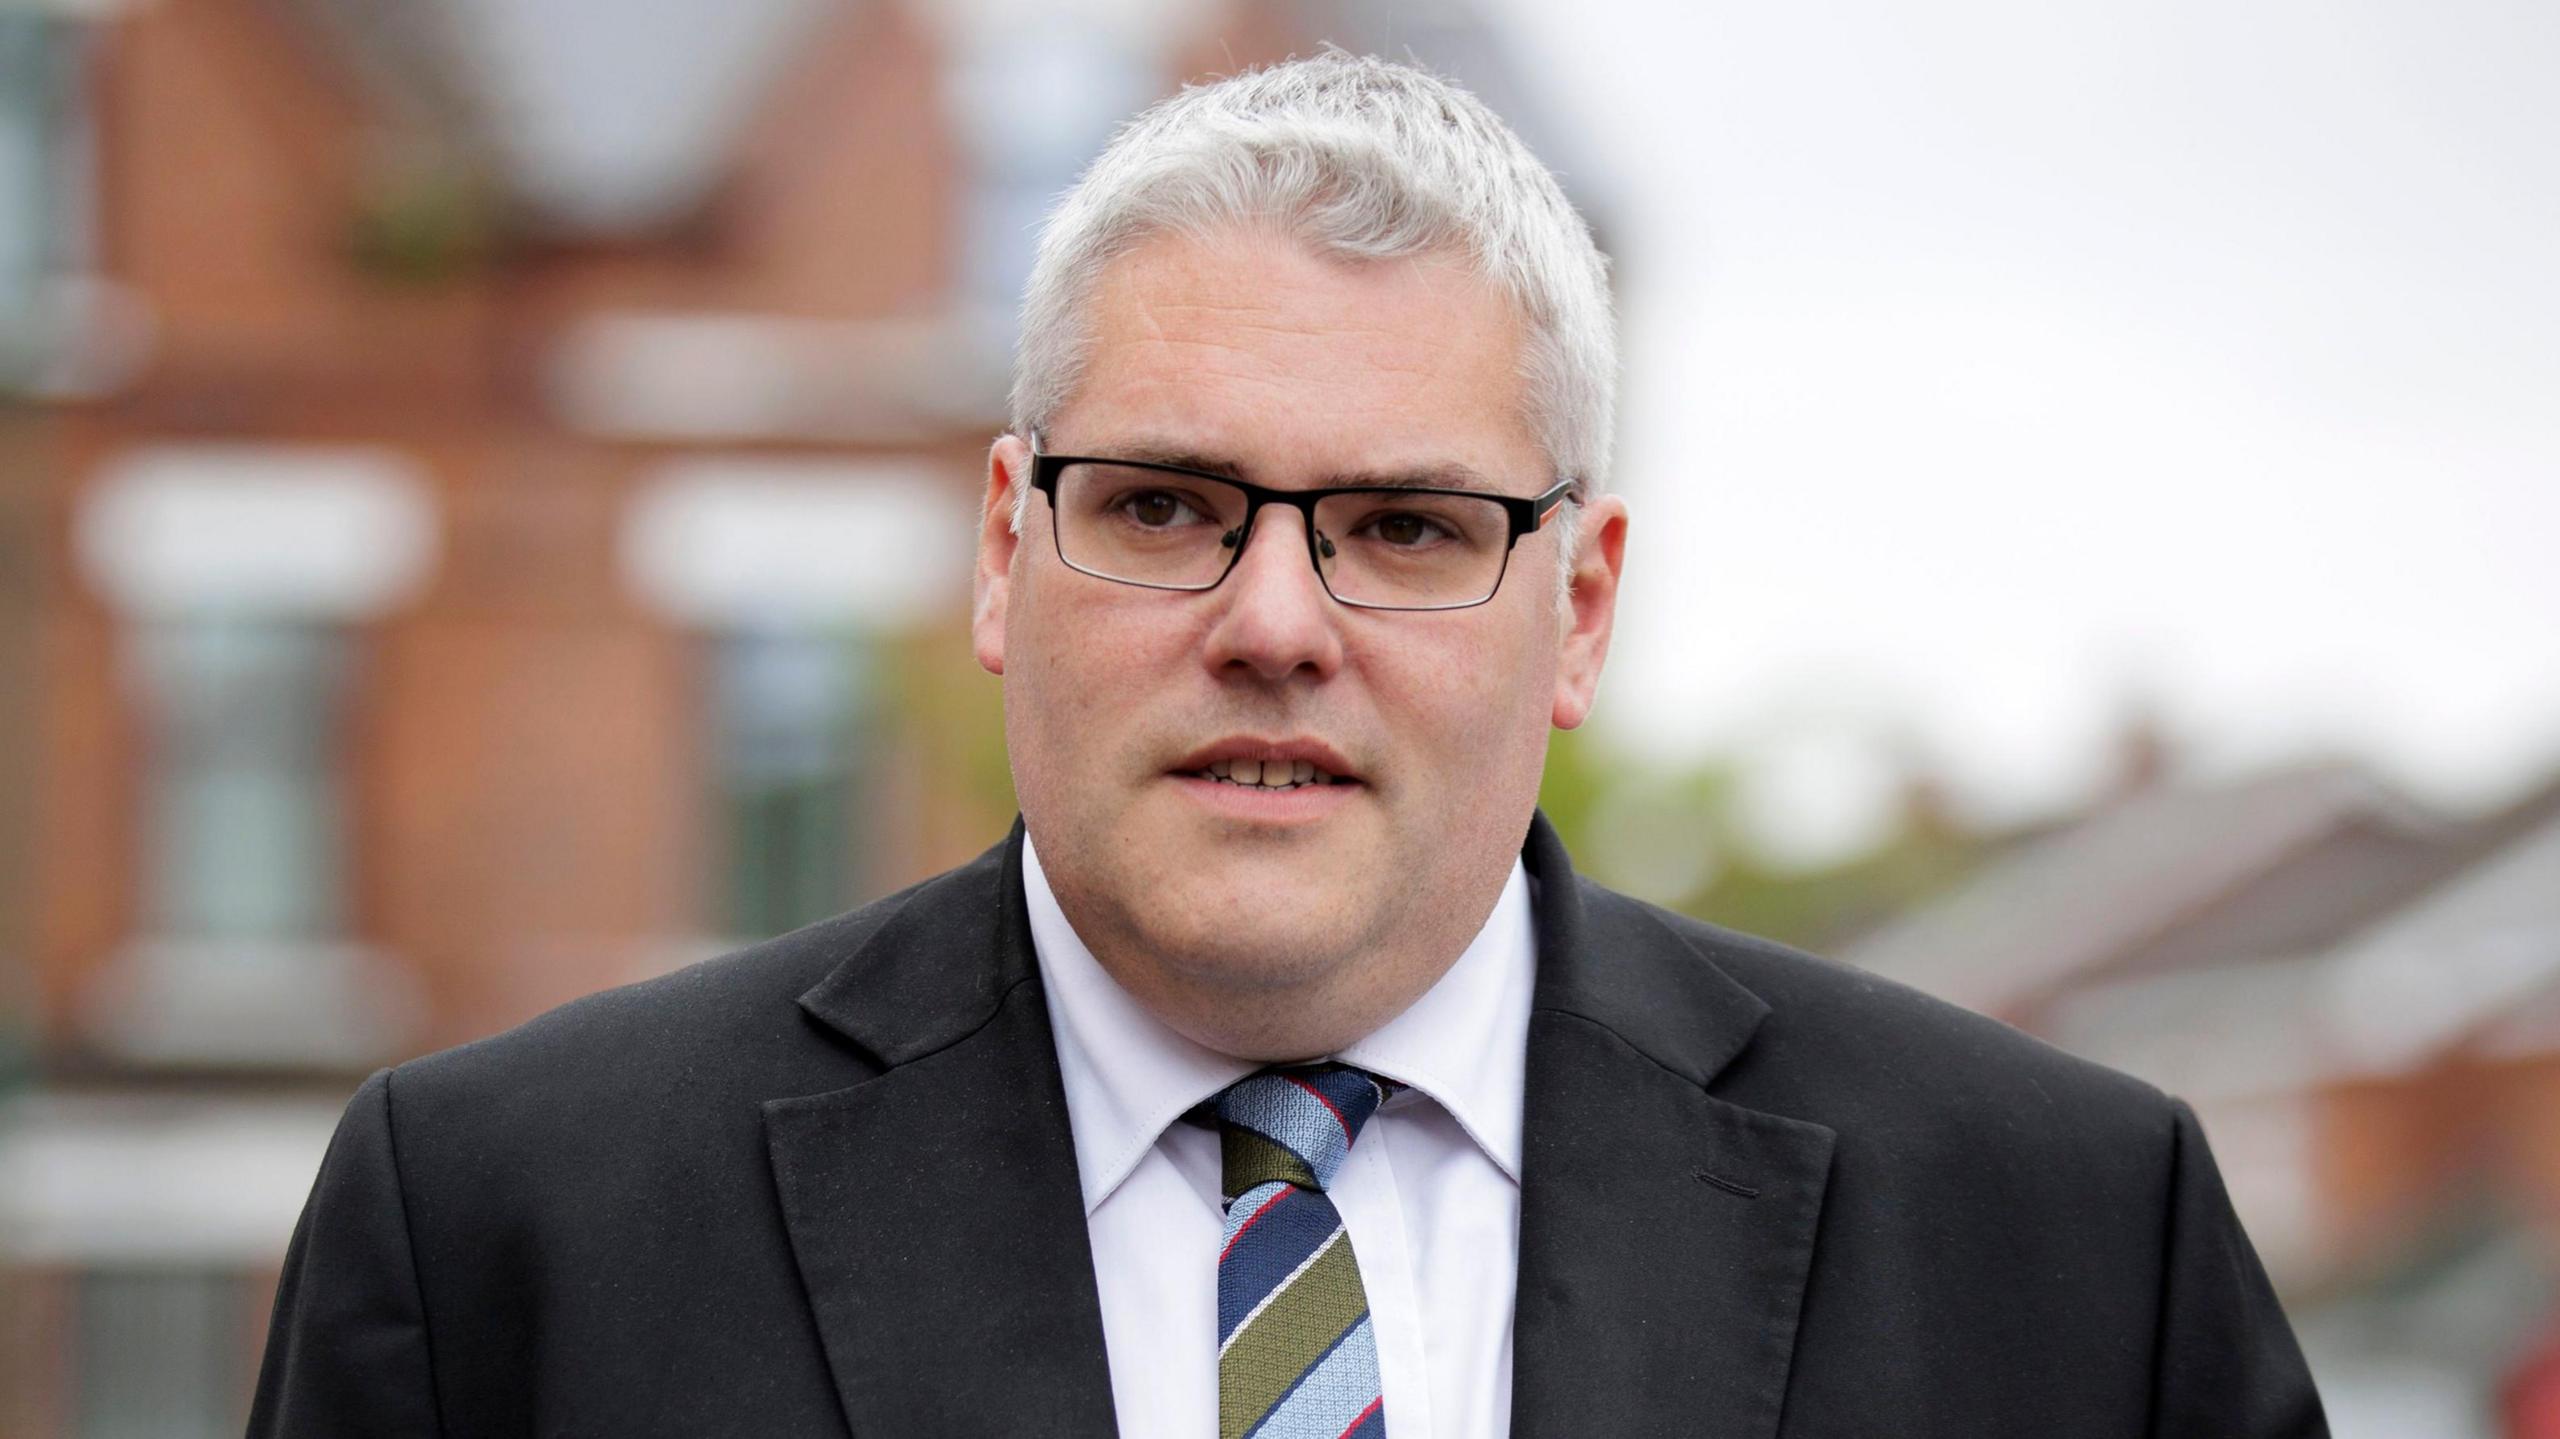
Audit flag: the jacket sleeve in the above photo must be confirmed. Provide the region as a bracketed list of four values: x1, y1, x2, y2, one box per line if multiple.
[2148, 1098, 2330, 1438]
[246, 1067, 443, 1438]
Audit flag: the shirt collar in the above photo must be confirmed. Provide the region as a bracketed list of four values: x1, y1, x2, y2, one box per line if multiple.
[1336, 857, 1533, 1186]
[1024, 832, 1534, 1216]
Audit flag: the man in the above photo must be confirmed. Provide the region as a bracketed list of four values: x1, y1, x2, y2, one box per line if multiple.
[251, 54, 2327, 1438]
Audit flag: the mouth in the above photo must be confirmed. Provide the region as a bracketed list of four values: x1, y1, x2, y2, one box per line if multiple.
[1191, 757, 1347, 791]
[1170, 739, 1363, 794]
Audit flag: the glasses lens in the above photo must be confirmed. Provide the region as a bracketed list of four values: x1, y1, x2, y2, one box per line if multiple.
[1052, 463, 1250, 589]
[1312, 489, 1512, 608]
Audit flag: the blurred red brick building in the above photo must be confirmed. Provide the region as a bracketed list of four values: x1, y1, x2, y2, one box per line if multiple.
[18, 0, 1003, 1071]
[3, 0, 1000, 1424]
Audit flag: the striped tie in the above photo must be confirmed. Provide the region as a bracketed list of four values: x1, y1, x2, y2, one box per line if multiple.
[1214, 1064, 1393, 1439]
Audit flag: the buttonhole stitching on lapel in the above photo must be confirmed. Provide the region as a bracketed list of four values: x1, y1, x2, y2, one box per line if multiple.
[1691, 1166, 1760, 1198]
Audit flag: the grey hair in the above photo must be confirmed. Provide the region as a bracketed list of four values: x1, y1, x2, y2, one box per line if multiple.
[1006, 52, 1614, 604]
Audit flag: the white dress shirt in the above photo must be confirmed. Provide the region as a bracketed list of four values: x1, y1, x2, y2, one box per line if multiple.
[1022, 834, 1534, 1439]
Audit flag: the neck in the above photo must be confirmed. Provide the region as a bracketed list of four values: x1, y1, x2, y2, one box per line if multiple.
[1092, 946, 1459, 1062]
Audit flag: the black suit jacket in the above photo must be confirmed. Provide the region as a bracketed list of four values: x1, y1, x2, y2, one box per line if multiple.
[249, 816, 2327, 1436]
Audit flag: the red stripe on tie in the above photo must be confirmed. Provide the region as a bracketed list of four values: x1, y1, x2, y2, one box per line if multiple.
[1283, 1072, 1352, 1139]
[1334, 1396, 1383, 1438]
[1219, 1185, 1292, 1264]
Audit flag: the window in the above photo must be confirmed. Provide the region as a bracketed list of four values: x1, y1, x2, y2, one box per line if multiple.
[0, 14, 81, 391]
[944, 17, 1154, 327]
[132, 619, 351, 942]
[0, 1091, 346, 1430]
[622, 456, 973, 943]
[712, 625, 876, 937]
[76, 445, 436, 1065]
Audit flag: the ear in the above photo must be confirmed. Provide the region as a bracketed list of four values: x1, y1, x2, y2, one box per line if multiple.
[973, 435, 1034, 676]
[1551, 492, 1629, 731]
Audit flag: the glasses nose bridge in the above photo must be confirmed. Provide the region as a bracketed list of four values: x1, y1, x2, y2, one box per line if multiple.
[1228, 489, 1331, 587]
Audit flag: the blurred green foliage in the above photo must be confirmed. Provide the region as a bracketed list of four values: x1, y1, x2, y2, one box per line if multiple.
[881, 621, 1019, 855]
[1542, 725, 1993, 954]
[349, 149, 503, 284]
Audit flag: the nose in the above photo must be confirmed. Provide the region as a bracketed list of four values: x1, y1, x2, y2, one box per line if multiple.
[1200, 504, 1345, 683]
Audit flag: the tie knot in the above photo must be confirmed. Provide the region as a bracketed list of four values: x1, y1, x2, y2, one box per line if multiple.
[1214, 1064, 1392, 1197]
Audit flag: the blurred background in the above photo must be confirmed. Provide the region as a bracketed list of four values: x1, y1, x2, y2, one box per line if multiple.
[0, 0, 2554, 1433]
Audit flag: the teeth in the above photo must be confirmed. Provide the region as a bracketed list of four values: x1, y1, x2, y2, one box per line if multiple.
[1194, 758, 1344, 789]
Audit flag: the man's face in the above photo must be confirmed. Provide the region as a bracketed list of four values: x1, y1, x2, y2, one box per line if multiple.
[974, 227, 1625, 1058]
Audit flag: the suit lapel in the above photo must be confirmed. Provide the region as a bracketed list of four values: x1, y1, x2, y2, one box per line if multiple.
[763, 826, 1118, 1437]
[1511, 817, 1837, 1438]
[757, 814, 1831, 1436]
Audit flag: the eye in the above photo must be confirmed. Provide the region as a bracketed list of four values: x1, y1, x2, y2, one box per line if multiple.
[1109, 488, 1208, 528]
[1355, 510, 1457, 548]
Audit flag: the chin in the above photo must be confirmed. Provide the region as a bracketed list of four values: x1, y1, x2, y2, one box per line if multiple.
[1138, 895, 1366, 996]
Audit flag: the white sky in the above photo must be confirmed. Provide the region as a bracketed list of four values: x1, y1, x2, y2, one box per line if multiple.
[1477, 0, 2560, 850]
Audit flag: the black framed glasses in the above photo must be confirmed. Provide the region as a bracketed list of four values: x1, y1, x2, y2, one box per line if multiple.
[1028, 451, 1578, 611]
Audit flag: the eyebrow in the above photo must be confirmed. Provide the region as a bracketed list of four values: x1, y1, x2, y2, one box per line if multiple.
[1089, 438, 1505, 493]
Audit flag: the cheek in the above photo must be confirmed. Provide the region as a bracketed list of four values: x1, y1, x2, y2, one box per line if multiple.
[1007, 578, 1191, 781]
[1375, 616, 1558, 779]
[1005, 583, 1099, 801]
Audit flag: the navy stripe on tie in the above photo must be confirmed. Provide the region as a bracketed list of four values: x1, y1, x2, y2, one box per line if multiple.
[1290, 1067, 1385, 1134]
[1218, 1188, 1341, 1342]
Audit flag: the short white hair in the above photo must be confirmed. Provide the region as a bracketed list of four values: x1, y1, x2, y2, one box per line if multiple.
[1007, 53, 1616, 592]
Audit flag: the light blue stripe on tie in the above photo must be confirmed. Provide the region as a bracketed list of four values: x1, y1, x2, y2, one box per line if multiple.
[1241, 1314, 1381, 1439]
[1222, 1180, 1293, 1249]
[1223, 1080, 1353, 1186]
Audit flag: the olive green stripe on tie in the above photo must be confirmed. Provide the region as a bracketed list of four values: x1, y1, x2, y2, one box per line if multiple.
[1217, 1234, 1369, 1439]
[1222, 1125, 1318, 1195]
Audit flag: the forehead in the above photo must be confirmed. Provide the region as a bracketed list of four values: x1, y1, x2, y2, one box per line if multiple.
[1056, 227, 1544, 483]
